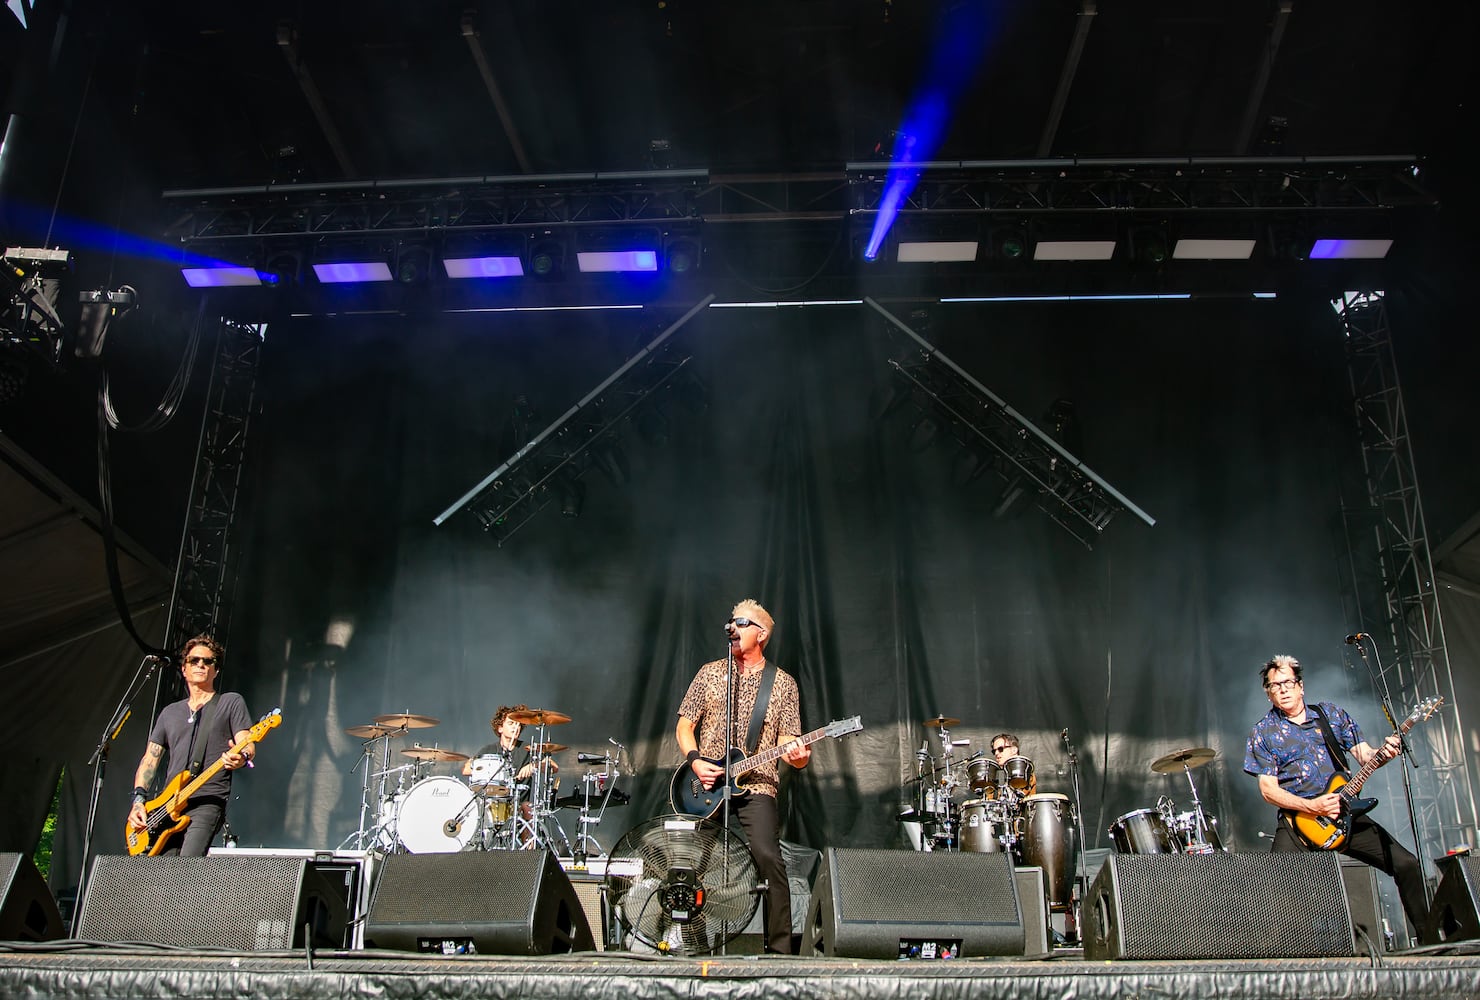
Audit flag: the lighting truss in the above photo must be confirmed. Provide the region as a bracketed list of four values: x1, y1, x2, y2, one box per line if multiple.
[435, 295, 714, 545]
[866, 298, 1154, 550]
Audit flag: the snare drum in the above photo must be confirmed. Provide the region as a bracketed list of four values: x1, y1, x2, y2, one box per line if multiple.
[1109, 807, 1176, 854]
[1019, 793, 1074, 908]
[959, 798, 1011, 853]
[1001, 755, 1034, 790]
[966, 754, 1002, 794]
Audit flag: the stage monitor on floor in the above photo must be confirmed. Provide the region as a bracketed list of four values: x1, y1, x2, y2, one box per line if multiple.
[1421, 854, 1480, 946]
[0, 853, 64, 942]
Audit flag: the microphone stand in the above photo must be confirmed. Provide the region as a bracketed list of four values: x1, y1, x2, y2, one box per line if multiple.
[719, 625, 736, 954]
[1349, 636, 1432, 906]
[1062, 728, 1087, 942]
[74, 653, 165, 934]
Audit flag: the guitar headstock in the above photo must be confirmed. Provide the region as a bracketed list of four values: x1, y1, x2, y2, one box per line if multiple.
[825, 716, 863, 739]
[250, 708, 283, 740]
[1409, 696, 1444, 724]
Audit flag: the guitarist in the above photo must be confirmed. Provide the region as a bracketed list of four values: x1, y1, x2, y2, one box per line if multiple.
[676, 598, 810, 954]
[1243, 654, 1427, 932]
[126, 635, 255, 856]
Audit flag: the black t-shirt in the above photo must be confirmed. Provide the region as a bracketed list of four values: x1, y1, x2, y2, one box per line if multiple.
[147, 691, 253, 800]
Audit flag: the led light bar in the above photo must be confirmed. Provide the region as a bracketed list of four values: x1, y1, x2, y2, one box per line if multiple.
[443, 256, 525, 279]
[180, 266, 263, 287]
[1033, 240, 1117, 261]
[1172, 239, 1257, 260]
[897, 241, 979, 263]
[312, 261, 394, 284]
[1308, 238, 1392, 260]
[576, 250, 659, 273]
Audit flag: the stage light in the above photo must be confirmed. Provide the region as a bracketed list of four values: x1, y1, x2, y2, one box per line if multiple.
[1173, 238, 1256, 260]
[897, 241, 978, 263]
[1309, 238, 1392, 260]
[990, 226, 1027, 261]
[1033, 240, 1116, 261]
[443, 256, 524, 279]
[395, 244, 433, 284]
[312, 261, 394, 284]
[180, 266, 262, 288]
[577, 249, 659, 273]
[664, 236, 702, 275]
[528, 236, 565, 279]
[1129, 226, 1169, 267]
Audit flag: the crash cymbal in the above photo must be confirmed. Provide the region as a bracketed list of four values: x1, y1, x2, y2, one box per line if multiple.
[923, 715, 961, 729]
[344, 723, 399, 739]
[507, 708, 571, 726]
[555, 789, 630, 809]
[1150, 746, 1218, 774]
[527, 742, 568, 754]
[373, 712, 440, 729]
[401, 746, 469, 762]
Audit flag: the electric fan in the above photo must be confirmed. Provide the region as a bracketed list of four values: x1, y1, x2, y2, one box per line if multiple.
[606, 813, 759, 955]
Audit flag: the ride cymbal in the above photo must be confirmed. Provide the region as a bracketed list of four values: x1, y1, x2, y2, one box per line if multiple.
[373, 712, 440, 729]
[1150, 746, 1218, 773]
[507, 708, 572, 726]
[401, 746, 469, 762]
[923, 715, 962, 729]
[344, 723, 399, 739]
[527, 742, 568, 754]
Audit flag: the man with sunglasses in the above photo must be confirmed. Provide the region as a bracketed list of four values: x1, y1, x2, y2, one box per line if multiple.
[126, 635, 254, 856]
[676, 598, 810, 954]
[1243, 653, 1427, 934]
[981, 732, 1037, 798]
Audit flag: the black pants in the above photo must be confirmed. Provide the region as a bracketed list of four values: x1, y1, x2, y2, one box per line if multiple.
[1271, 813, 1428, 932]
[162, 799, 226, 857]
[731, 793, 793, 954]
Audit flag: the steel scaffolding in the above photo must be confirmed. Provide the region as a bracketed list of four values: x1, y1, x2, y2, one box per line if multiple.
[1335, 289, 1479, 863]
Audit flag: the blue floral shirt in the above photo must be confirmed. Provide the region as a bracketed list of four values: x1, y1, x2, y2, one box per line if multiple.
[1244, 701, 1362, 798]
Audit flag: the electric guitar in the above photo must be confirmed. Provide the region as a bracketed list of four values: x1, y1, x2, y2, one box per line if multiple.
[126, 709, 281, 856]
[1283, 696, 1442, 850]
[670, 715, 863, 818]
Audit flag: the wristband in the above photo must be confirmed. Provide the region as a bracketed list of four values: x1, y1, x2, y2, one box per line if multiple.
[133, 786, 149, 800]
[686, 749, 701, 764]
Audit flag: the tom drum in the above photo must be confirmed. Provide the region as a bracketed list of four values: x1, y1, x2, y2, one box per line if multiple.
[1109, 807, 1176, 855]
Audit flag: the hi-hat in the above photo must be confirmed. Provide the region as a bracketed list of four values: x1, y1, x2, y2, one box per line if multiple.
[401, 746, 469, 762]
[923, 715, 961, 729]
[344, 723, 399, 739]
[1150, 746, 1218, 773]
[527, 742, 568, 754]
[508, 708, 571, 726]
[373, 712, 440, 729]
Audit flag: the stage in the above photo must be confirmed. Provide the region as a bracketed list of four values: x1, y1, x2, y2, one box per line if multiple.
[4, 945, 1480, 1000]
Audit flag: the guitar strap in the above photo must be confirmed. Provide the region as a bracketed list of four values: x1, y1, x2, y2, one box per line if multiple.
[1309, 704, 1351, 777]
[188, 694, 221, 776]
[743, 663, 778, 755]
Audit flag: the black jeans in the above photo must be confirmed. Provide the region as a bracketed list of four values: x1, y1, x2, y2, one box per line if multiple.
[161, 799, 226, 857]
[1271, 812, 1428, 932]
[730, 793, 793, 954]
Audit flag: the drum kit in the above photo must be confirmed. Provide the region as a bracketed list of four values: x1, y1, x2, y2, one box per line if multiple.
[339, 708, 627, 859]
[899, 716, 1076, 911]
[1109, 746, 1226, 856]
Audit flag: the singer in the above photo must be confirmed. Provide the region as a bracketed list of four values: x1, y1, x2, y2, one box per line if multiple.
[675, 598, 809, 954]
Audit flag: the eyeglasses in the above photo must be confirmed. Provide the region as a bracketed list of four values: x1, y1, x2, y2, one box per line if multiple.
[728, 617, 762, 630]
[1265, 679, 1300, 693]
[184, 655, 217, 666]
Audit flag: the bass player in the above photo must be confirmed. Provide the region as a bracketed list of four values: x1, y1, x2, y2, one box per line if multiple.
[676, 598, 810, 954]
[1244, 653, 1427, 932]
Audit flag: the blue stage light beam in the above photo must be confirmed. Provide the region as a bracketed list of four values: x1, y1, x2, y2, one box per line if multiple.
[863, 2, 998, 262]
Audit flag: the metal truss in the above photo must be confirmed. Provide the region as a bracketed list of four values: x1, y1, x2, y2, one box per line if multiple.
[435, 296, 713, 546]
[866, 298, 1154, 550]
[164, 318, 264, 651]
[1335, 289, 1479, 862]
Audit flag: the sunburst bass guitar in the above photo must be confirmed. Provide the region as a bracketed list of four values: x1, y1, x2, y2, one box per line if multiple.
[126, 709, 281, 856]
[670, 715, 863, 818]
[1283, 696, 1442, 850]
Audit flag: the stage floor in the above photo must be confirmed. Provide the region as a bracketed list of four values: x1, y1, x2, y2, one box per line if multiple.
[4, 945, 1480, 1000]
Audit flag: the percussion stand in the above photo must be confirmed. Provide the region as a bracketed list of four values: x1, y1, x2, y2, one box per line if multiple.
[932, 722, 961, 851]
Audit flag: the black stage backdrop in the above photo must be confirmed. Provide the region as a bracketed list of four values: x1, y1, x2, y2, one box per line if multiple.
[53, 292, 1444, 887]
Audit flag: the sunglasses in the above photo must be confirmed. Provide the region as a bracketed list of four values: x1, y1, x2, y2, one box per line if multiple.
[992, 744, 1014, 753]
[184, 655, 217, 665]
[728, 617, 763, 630]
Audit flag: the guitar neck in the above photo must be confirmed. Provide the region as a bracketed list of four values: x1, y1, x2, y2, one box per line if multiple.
[731, 725, 833, 776]
[172, 732, 256, 804]
[1342, 716, 1417, 798]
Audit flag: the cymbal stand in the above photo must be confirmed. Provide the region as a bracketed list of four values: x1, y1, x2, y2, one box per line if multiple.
[930, 722, 962, 850]
[339, 731, 401, 850]
[1177, 762, 1216, 852]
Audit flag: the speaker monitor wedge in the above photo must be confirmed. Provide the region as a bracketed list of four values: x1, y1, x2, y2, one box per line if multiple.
[1084, 853, 1357, 960]
[805, 848, 1025, 958]
[364, 850, 594, 955]
[0, 852, 65, 942]
[1421, 854, 1480, 946]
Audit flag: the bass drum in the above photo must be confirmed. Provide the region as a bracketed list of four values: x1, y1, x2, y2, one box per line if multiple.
[1109, 807, 1176, 854]
[958, 798, 1011, 853]
[396, 775, 478, 853]
[1019, 792, 1074, 909]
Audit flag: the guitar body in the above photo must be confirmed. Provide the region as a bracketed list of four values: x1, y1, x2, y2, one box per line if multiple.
[126, 770, 194, 856]
[670, 749, 750, 819]
[1284, 772, 1379, 850]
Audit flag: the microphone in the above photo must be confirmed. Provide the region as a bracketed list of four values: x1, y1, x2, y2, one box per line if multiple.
[1344, 633, 1368, 645]
[723, 622, 738, 635]
[145, 654, 171, 664]
[1061, 728, 1070, 745]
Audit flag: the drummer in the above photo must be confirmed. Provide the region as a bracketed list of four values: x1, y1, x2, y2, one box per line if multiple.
[982, 732, 1036, 798]
[461, 704, 558, 784]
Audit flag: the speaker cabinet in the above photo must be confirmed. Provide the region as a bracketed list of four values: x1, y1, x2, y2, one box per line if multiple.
[364, 851, 594, 955]
[1015, 865, 1051, 955]
[1084, 853, 1357, 960]
[77, 853, 354, 949]
[0, 853, 64, 942]
[1421, 854, 1480, 945]
[1340, 857, 1387, 954]
[804, 848, 1025, 958]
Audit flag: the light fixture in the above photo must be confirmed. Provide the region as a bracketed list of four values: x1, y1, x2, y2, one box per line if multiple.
[1172, 238, 1256, 260]
[528, 235, 565, 279]
[897, 241, 979, 263]
[577, 249, 659, 273]
[443, 255, 524, 279]
[664, 234, 702, 275]
[395, 244, 433, 284]
[180, 266, 263, 288]
[1033, 240, 1116, 261]
[1129, 225, 1169, 267]
[1308, 238, 1392, 260]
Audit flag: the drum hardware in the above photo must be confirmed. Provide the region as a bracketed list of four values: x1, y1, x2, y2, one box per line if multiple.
[1150, 745, 1221, 854]
[556, 743, 628, 864]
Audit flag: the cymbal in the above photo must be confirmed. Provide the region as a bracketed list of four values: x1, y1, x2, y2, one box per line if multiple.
[527, 742, 568, 754]
[1150, 746, 1218, 774]
[401, 746, 469, 762]
[373, 712, 440, 729]
[923, 715, 961, 729]
[344, 723, 399, 739]
[507, 708, 571, 726]
[555, 789, 629, 809]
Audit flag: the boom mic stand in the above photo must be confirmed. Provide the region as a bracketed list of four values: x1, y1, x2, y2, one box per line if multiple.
[1348, 634, 1432, 906]
[1062, 727, 1087, 942]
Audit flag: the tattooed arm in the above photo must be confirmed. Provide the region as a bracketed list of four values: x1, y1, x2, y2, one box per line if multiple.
[127, 743, 165, 830]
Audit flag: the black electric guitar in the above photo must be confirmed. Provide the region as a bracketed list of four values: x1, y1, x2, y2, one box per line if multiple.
[1282, 696, 1442, 850]
[670, 716, 863, 818]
